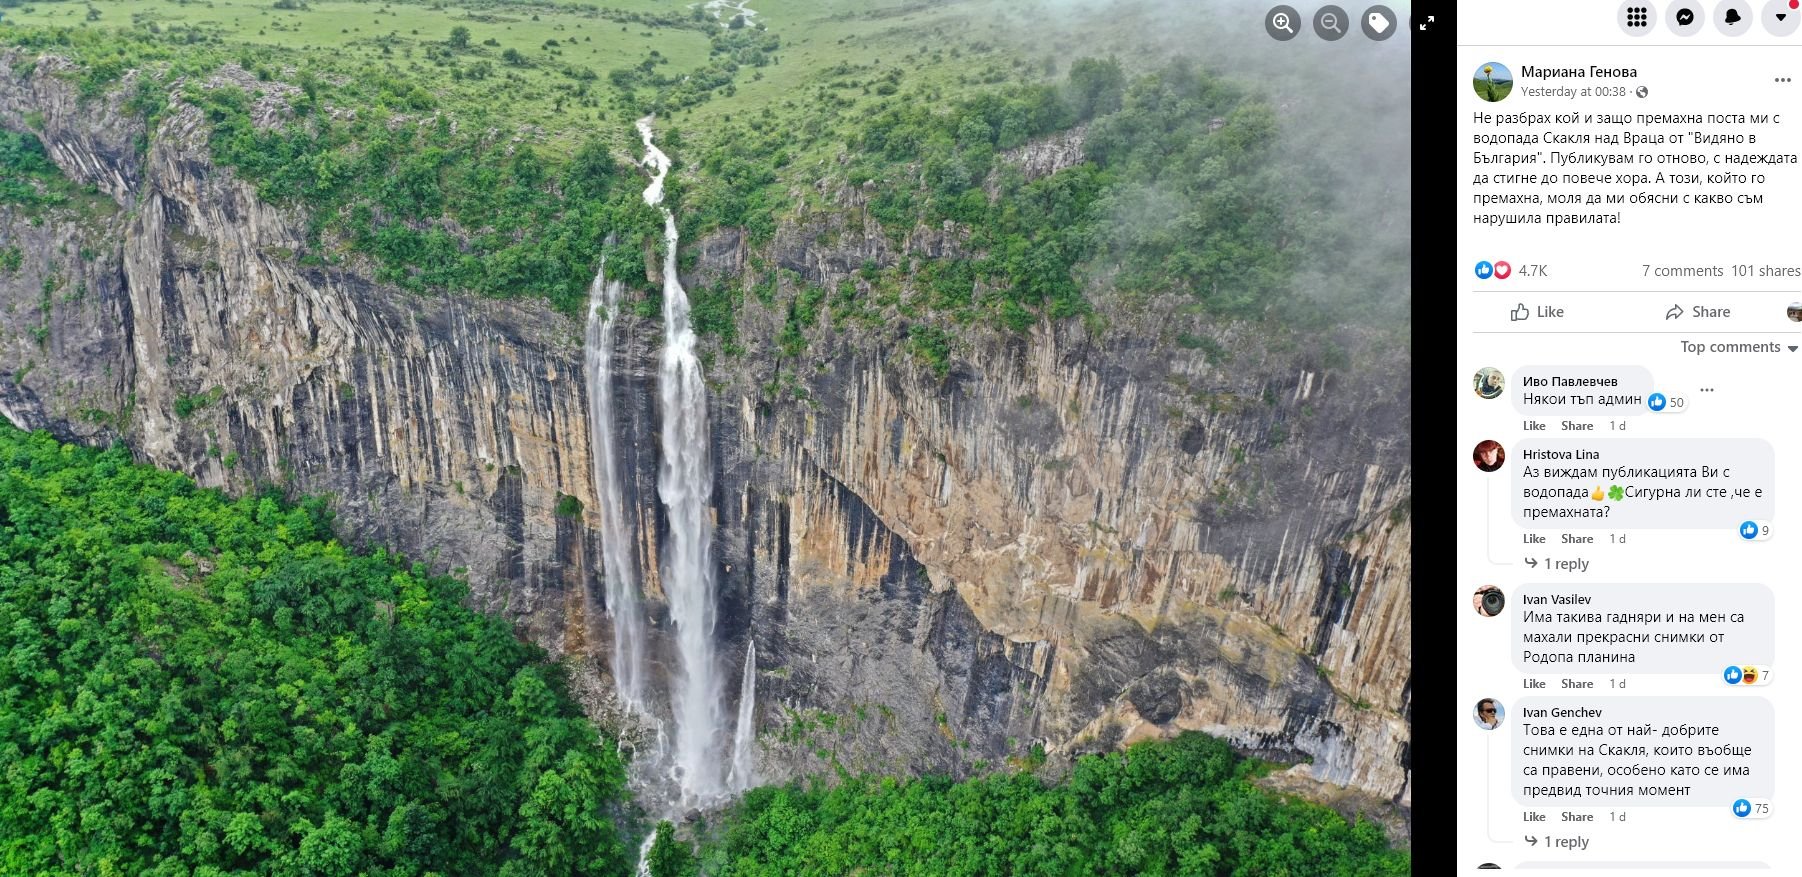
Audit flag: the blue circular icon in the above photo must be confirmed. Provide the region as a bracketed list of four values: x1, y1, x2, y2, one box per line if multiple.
[1739, 521, 1759, 540]
[1733, 798, 1752, 818]
[1648, 392, 1667, 412]
[1724, 665, 1744, 684]
[1475, 260, 1494, 279]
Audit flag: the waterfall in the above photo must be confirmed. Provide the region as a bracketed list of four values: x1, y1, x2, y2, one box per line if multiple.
[585, 253, 648, 715]
[729, 639, 757, 791]
[634, 830, 657, 877]
[638, 115, 725, 808]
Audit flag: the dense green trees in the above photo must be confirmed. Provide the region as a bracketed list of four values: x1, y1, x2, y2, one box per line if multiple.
[697, 732, 1408, 877]
[1065, 57, 1127, 121]
[839, 58, 1303, 325]
[0, 424, 635, 875]
[2, 21, 666, 318]
[188, 80, 661, 317]
[683, 55, 1333, 343]
[647, 821, 699, 877]
[0, 128, 68, 209]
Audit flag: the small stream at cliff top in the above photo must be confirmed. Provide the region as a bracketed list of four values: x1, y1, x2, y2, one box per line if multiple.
[700, 0, 758, 28]
[586, 116, 760, 855]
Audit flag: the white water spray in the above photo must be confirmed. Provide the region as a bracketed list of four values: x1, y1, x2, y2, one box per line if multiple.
[634, 830, 658, 877]
[638, 115, 726, 808]
[729, 639, 757, 791]
[701, 0, 758, 28]
[586, 256, 648, 715]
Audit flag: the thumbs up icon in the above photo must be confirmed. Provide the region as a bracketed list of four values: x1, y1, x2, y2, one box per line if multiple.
[1510, 303, 1530, 322]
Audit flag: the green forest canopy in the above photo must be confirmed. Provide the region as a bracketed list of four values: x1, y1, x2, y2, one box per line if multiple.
[0, 423, 634, 876]
[675, 731, 1409, 877]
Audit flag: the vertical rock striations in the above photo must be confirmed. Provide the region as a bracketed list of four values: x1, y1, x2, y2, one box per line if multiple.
[0, 57, 1409, 816]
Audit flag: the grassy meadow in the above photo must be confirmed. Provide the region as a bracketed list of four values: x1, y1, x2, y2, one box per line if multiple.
[0, 0, 1410, 330]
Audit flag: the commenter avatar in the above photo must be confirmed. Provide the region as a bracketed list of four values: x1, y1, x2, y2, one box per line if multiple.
[1474, 698, 1504, 730]
[1473, 439, 1505, 472]
[1474, 367, 1504, 400]
[1473, 585, 1505, 618]
[1474, 62, 1513, 103]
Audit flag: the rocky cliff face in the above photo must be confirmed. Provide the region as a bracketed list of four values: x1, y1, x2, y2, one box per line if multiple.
[696, 177, 1411, 814]
[0, 56, 1410, 820]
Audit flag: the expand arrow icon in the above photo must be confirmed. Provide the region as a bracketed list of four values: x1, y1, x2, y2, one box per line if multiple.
[1526, 557, 1539, 568]
[1526, 836, 1539, 846]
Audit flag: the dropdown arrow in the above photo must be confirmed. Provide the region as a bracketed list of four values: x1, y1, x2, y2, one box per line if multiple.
[1780, 12, 1789, 20]
[1790, 346, 1798, 352]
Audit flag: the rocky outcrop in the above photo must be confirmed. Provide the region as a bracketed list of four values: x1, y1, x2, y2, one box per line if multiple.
[1, 55, 1410, 820]
[989, 123, 1088, 191]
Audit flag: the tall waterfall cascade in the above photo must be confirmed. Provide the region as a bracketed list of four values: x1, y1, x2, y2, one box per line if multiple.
[585, 115, 759, 821]
[638, 115, 728, 809]
[584, 250, 647, 716]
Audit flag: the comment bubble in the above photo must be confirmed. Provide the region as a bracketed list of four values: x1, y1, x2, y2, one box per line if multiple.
[1512, 697, 1773, 806]
[1512, 438, 1774, 528]
[1512, 583, 1775, 674]
[1513, 366, 1657, 416]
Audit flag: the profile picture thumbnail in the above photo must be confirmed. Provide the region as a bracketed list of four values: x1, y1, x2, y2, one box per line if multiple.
[1473, 367, 1505, 400]
[1473, 585, 1505, 618]
[1474, 698, 1504, 730]
[1473, 439, 1505, 472]
[1474, 62, 1513, 103]
[1788, 301, 1801, 322]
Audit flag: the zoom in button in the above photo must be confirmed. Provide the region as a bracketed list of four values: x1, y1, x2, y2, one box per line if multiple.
[1265, 5, 1302, 40]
